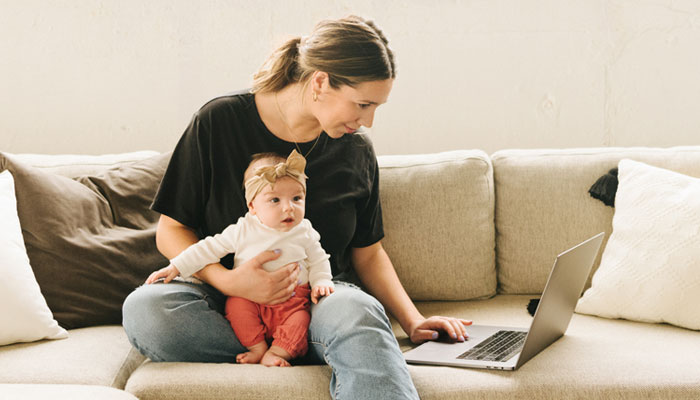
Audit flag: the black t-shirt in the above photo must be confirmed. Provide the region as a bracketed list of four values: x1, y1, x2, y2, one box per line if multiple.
[151, 91, 384, 282]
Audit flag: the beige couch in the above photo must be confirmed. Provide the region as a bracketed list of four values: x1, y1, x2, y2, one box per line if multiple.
[2, 147, 700, 399]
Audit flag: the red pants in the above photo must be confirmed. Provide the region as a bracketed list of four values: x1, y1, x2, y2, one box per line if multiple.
[225, 284, 311, 359]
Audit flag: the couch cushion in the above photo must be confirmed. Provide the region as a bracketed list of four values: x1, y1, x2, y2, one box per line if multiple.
[0, 152, 170, 328]
[125, 296, 700, 399]
[378, 150, 496, 300]
[126, 362, 332, 400]
[0, 384, 138, 400]
[399, 296, 700, 399]
[492, 146, 700, 294]
[0, 326, 145, 389]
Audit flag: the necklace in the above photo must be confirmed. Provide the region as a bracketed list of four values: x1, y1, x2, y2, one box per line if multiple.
[274, 92, 321, 158]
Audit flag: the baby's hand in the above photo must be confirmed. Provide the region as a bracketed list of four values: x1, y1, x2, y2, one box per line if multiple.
[146, 264, 180, 284]
[311, 285, 335, 304]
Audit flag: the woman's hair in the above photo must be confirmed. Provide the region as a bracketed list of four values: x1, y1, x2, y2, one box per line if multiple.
[251, 15, 395, 93]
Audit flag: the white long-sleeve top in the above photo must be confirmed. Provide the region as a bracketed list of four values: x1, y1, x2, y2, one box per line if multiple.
[170, 213, 334, 289]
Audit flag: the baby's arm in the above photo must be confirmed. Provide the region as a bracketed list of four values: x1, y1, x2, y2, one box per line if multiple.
[306, 244, 334, 287]
[304, 222, 335, 303]
[170, 223, 240, 278]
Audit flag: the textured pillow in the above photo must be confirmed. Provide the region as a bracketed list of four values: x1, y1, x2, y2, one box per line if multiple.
[0, 152, 170, 329]
[576, 159, 700, 330]
[0, 170, 68, 345]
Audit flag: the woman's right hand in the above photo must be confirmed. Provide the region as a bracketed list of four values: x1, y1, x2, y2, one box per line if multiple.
[202, 250, 300, 305]
[145, 264, 180, 284]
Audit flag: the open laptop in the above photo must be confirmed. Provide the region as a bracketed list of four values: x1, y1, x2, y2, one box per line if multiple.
[403, 232, 604, 370]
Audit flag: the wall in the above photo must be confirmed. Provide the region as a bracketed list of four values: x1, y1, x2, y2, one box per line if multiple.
[1, 0, 699, 156]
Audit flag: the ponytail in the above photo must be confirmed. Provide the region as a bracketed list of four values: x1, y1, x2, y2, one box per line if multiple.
[251, 37, 304, 93]
[251, 16, 395, 94]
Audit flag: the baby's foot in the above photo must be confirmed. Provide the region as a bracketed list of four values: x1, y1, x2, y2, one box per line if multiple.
[260, 346, 292, 367]
[236, 342, 267, 364]
[261, 352, 291, 367]
[236, 350, 264, 364]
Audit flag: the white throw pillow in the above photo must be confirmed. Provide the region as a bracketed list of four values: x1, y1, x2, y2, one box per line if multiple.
[0, 170, 68, 345]
[576, 159, 700, 330]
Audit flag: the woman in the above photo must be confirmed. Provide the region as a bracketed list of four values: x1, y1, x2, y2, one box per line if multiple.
[122, 15, 470, 399]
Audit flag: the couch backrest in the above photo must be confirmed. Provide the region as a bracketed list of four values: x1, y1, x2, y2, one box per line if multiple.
[12, 151, 159, 177]
[492, 146, 700, 294]
[378, 150, 497, 301]
[14, 149, 498, 302]
[16, 146, 700, 301]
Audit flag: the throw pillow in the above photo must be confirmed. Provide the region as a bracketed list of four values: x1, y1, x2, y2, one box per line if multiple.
[0, 170, 68, 345]
[576, 159, 700, 330]
[0, 152, 170, 329]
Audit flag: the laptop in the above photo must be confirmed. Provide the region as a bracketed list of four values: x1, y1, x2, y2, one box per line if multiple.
[403, 232, 604, 370]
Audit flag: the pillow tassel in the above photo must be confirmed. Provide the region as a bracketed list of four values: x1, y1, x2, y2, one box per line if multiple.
[527, 298, 539, 316]
[588, 168, 618, 207]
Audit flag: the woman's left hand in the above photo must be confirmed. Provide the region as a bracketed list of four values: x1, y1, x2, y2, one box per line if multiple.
[408, 316, 473, 344]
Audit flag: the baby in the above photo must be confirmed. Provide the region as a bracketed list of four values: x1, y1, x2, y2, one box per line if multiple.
[146, 149, 334, 367]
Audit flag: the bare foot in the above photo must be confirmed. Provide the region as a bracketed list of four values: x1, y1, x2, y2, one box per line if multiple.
[260, 345, 292, 367]
[236, 342, 267, 364]
[236, 351, 264, 364]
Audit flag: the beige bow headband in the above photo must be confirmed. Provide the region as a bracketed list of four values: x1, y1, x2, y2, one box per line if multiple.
[244, 149, 308, 205]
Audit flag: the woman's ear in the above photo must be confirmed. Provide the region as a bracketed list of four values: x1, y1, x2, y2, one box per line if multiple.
[310, 71, 329, 97]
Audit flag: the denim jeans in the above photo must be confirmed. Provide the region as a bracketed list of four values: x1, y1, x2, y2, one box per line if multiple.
[122, 280, 419, 400]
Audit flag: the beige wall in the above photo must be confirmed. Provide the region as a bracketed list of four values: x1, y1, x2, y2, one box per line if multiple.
[2, 1, 699, 156]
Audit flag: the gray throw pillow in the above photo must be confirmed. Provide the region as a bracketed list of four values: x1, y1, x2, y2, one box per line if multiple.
[0, 152, 170, 329]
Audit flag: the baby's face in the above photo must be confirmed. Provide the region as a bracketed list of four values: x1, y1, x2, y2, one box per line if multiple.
[249, 176, 306, 232]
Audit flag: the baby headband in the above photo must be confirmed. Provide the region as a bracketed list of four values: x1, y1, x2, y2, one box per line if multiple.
[244, 149, 308, 205]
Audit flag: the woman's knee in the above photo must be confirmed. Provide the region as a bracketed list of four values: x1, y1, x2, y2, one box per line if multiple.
[122, 283, 215, 361]
[122, 283, 176, 327]
[123, 284, 156, 328]
[122, 285, 165, 360]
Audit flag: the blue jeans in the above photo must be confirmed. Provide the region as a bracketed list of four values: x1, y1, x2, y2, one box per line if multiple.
[122, 281, 419, 399]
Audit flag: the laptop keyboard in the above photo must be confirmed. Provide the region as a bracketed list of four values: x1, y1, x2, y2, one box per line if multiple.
[456, 330, 527, 362]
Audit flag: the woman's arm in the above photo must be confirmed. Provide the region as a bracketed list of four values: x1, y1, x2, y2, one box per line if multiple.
[352, 241, 471, 343]
[155, 214, 202, 259]
[155, 214, 299, 305]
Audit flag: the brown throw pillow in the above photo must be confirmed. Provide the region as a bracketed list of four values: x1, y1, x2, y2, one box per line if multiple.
[0, 152, 170, 329]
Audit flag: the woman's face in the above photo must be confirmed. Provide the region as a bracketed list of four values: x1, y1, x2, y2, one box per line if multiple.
[314, 78, 393, 139]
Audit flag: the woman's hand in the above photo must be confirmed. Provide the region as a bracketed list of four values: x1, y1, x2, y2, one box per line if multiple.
[145, 264, 180, 284]
[217, 250, 300, 305]
[407, 316, 473, 344]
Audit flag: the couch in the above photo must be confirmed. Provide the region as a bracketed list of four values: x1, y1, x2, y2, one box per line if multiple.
[2, 146, 700, 400]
